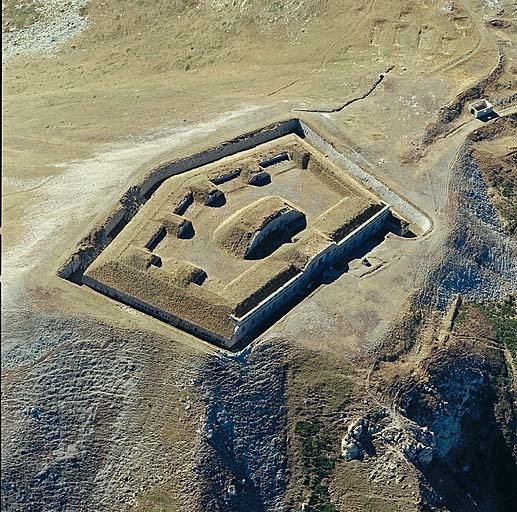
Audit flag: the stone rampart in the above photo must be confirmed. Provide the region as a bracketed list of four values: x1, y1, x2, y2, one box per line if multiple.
[138, 119, 301, 198]
[298, 121, 432, 234]
[82, 275, 232, 348]
[59, 117, 427, 349]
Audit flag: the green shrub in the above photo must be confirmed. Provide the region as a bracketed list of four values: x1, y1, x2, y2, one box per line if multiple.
[294, 419, 337, 511]
[478, 295, 517, 357]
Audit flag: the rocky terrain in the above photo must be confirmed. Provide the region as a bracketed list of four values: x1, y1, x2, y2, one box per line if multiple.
[372, 299, 517, 512]
[2, 0, 89, 61]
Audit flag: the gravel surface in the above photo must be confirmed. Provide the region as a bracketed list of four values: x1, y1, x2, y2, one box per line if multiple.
[2, 0, 89, 63]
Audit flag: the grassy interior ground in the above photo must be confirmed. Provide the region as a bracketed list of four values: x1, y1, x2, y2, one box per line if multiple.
[94, 135, 372, 295]
[475, 295, 517, 358]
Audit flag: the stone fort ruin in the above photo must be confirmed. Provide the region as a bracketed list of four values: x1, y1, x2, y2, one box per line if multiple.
[59, 119, 430, 350]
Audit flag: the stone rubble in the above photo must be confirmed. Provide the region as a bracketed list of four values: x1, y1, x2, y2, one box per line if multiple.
[2, 0, 89, 62]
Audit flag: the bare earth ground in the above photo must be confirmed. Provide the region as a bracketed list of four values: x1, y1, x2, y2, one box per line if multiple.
[2, 1, 517, 511]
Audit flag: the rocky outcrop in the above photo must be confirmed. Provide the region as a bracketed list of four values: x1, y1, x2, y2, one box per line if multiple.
[197, 340, 288, 512]
[373, 303, 517, 511]
[341, 418, 369, 461]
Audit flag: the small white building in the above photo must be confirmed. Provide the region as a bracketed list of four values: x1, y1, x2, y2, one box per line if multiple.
[469, 99, 494, 119]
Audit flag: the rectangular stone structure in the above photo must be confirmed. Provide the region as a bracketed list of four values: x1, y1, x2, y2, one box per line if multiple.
[60, 120, 427, 350]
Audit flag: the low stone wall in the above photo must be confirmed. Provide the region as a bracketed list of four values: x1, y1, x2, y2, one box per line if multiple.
[138, 119, 301, 198]
[335, 205, 390, 253]
[232, 268, 311, 343]
[58, 252, 83, 278]
[245, 209, 305, 258]
[259, 152, 290, 168]
[103, 208, 126, 237]
[210, 168, 241, 184]
[173, 192, 194, 215]
[57, 185, 142, 280]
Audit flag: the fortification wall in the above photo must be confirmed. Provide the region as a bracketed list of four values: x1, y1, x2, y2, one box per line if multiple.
[138, 119, 301, 198]
[58, 233, 110, 280]
[59, 118, 429, 283]
[245, 209, 305, 258]
[232, 268, 312, 343]
[60, 117, 426, 349]
[299, 121, 432, 234]
[232, 206, 391, 343]
[82, 275, 233, 348]
[334, 206, 390, 254]
[104, 208, 126, 237]
[57, 210, 130, 280]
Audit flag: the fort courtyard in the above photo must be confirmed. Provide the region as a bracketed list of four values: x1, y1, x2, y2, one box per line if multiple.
[61, 122, 421, 349]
